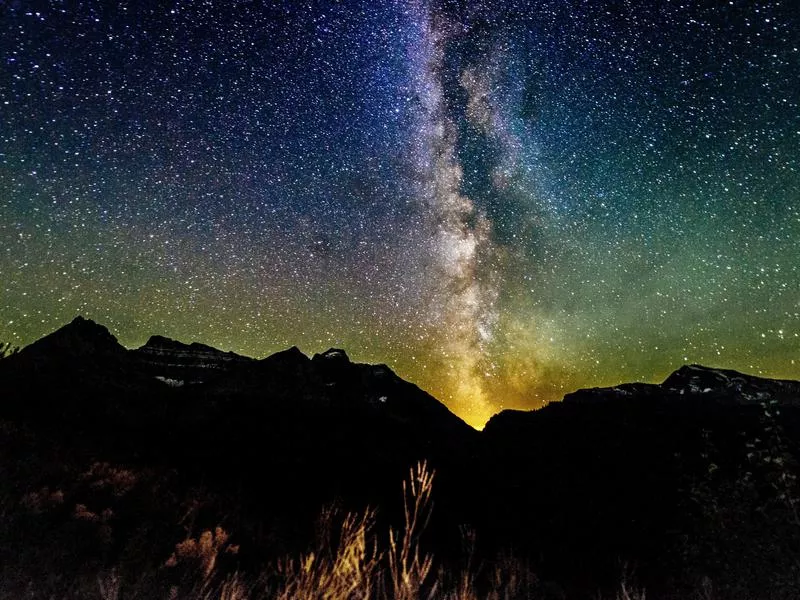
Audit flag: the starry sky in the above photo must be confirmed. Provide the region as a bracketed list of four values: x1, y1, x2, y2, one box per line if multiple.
[2, 0, 798, 427]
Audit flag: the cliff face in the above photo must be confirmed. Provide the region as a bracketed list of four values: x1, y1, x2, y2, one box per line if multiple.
[661, 364, 800, 404]
[129, 335, 255, 386]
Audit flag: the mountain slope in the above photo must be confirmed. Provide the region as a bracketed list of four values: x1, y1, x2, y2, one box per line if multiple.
[480, 364, 800, 596]
[0, 317, 476, 500]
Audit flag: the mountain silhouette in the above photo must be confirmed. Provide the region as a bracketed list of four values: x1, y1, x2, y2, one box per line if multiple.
[0, 316, 476, 503]
[480, 363, 800, 595]
[1, 317, 799, 598]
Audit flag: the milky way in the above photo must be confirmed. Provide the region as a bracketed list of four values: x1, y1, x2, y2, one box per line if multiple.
[404, 0, 500, 425]
[1, 0, 798, 427]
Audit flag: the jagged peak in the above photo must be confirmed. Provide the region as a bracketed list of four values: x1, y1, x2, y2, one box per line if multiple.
[55, 315, 117, 342]
[142, 334, 181, 349]
[661, 364, 800, 402]
[274, 345, 308, 359]
[662, 364, 749, 389]
[137, 335, 250, 359]
[17, 316, 124, 359]
[260, 346, 310, 365]
[65, 315, 111, 333]
[141, 335, 215, 353]
[312, 348, 350, 362]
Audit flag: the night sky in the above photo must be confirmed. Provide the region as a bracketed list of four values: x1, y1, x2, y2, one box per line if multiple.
[2, 0, 798, 427]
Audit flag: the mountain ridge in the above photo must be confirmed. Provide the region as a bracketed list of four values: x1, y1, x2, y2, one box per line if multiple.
[11, 315, 798, 425]
[0, 315, 478, 451]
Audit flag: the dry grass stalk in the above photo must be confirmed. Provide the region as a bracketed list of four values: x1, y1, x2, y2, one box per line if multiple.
[388, 461, 436, 600]
[274, 505, 380, 599]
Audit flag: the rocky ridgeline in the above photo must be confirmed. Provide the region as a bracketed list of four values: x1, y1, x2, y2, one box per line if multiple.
[129, 335, 255, 386]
